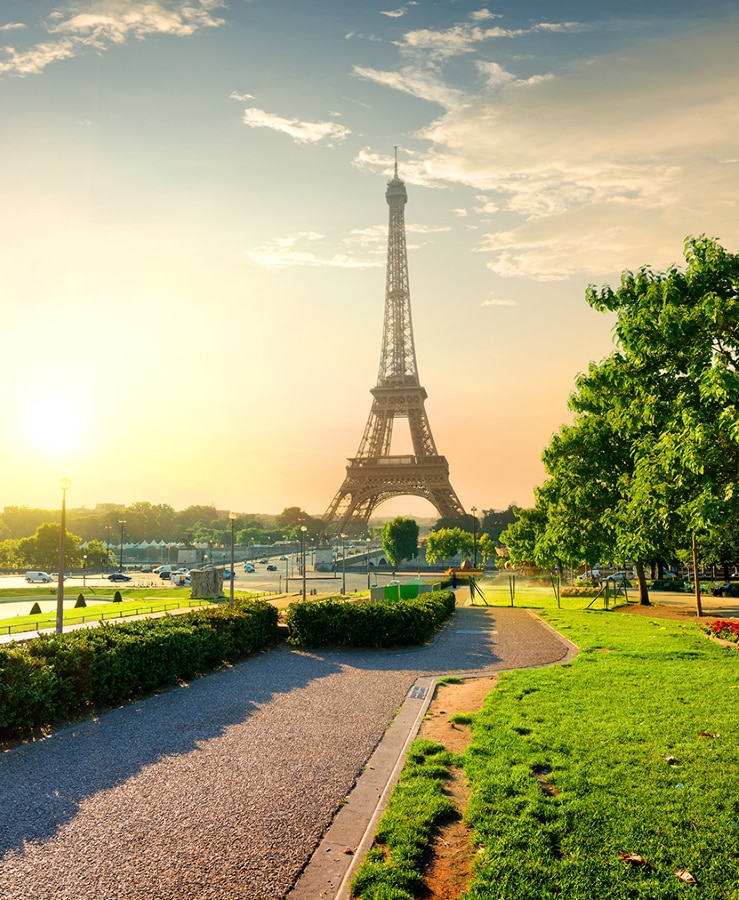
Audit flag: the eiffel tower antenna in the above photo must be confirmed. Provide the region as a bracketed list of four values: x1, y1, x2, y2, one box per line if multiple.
[323, 154, 466, 533]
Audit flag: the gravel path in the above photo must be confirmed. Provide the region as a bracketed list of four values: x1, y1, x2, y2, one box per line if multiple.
[0, 605, 571, 900]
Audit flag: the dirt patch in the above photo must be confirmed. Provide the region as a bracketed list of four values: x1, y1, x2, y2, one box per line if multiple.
[415, 676, 498, 900]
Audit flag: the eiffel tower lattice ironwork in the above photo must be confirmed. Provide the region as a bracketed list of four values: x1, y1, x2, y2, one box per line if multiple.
[323, 158, 466, 533]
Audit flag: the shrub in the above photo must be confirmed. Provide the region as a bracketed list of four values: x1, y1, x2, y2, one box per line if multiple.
[75, 594, 86, 608]
[113, 590, 122, 603]
[0, 599, 279, 741]
[284, 591, 455, 648]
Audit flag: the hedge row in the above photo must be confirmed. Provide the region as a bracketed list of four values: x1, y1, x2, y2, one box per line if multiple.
[0, 599, 279, 740]
[284, 590, 456, 648]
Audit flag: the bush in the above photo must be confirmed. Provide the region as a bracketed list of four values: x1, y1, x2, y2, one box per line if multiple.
[0, 599, 279, 741]
[284, 591, 455, 648]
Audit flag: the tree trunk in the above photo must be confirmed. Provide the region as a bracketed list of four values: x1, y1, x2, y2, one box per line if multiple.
[635, 560, 651, 605]
[691, 533, 703, 618]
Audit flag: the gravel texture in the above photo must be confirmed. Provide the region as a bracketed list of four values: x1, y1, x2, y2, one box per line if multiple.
[0, 605, 570, 899]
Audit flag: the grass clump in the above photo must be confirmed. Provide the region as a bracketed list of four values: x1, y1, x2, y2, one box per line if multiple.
[351, 739, 458, 899]
[462, 610, 739, 899]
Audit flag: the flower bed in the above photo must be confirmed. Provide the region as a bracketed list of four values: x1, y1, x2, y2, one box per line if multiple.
[702, 619, 739, 644]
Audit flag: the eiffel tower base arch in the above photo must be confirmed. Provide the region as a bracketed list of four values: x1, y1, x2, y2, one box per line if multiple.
[323, 455, 466, 535]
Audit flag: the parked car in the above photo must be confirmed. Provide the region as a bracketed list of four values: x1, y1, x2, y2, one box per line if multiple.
[279, 555, 288, 560]
[244, 563, 255, 573]
[223, 569, 234, 579]
[266, 564, 277, 571]
[25, 571, 53, 583]
[159, 571, 171, 580]
[172, 573, 191, 587]
[605, 572, 632, 584]
[108, 573, 132, 582]
[259, 558, 268, 564]
[141, 565, 153, 573]
[575, 569, 601, 582]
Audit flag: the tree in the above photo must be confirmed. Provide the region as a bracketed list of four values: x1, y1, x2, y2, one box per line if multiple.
[481, 506, 518, 543]
[382, 517, 419, 572]
[425, 527, 473, 564]
[477, 533, 497, 566]
[585, 236, 739, 610]
[18, 523, 83, 570]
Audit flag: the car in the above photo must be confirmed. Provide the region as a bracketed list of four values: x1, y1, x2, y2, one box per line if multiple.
[605, 572, 632, 584]
[266, 564, 277, 571]
[108, 572, 132, 582]
[244, 564, 255, 573]
[141, 565, 153, 573]
[159, 571, 171, 580]
[279, 555, 287, 561]
[575, 569, 601, 582]
[25, 571, 53, 583]
[259, 558, 268, 564]
[223, 569, 234, 579]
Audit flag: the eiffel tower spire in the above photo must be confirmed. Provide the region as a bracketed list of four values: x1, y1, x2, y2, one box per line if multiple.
[323, 157, 466, 534]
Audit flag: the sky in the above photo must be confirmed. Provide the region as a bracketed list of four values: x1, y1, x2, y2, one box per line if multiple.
[1, 0, 738, 521]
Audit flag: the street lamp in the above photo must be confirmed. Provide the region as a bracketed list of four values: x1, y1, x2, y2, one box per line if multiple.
[82, 553, 87, 588]
[471, 506, 478, 569]
[118, 520, 126, 573]
[229, 512, 237, 603]
[56, 477, 71, 634]
[300, 525, 308, 601]
[340, 533, 347, 594]
[366, 537, 372, 590]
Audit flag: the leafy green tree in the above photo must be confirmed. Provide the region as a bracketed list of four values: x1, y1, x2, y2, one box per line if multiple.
[0, 538, 22, 568]
[382, 517, 419, 572]
[477, 533, 496, 566]
[425, 527, 473, 564]
[499, 503, 557, 571]
[481, 506, 518, 542]
[82, 539, 114, 572]
[18, 523, 83, 569]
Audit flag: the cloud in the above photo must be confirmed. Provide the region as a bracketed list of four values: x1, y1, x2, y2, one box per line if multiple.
[0, 22, 26, 31]
[353, 64, 464, 108]
[247, 232, 383, 269]
[396, 19, 587, 62]
[481, 297, 516, 307]
[230, 91, 254, 101]
[353, 147, 451, 189]
[380, 8, 406, 18]
[409, 19, 739, 279]
[239, 106, 351, 144]
[0, 1, 226, 76]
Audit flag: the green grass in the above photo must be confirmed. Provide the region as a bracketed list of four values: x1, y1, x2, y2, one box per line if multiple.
[463, 610, 739, 899]
[350, 739, 459, 899]
[352, 610, 739, 899]
[470, 572, 635, 611]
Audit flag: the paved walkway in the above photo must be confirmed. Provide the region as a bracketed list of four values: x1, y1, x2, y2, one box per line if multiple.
[0, 604, 574, 900]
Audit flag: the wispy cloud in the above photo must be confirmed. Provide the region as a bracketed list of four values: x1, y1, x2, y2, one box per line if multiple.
[0, 1, 226, 77]
[380, 8, 406, 18]
[353, 64, 464, 108]
[247, 232, 383, 269]
[482, 297, 516, 307]
[238, 106, 351, 144]
[0, 22, 26, 31]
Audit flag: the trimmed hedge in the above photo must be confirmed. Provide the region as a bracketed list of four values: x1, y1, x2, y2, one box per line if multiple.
[284, 590, 456, 648]
[0, 599, 279, 740]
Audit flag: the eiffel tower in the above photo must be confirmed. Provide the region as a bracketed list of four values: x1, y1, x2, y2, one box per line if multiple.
[323, 156, 466, 534]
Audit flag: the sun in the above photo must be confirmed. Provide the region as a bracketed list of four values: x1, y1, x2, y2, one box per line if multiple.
[19, 389, 88, 459]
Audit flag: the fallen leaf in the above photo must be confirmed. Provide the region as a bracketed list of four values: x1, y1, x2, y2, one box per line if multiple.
[699, 731, 721, 738]
[620, 851, 648, 865]
[675, 870, 696, 883]
[660, 755, 679, 764]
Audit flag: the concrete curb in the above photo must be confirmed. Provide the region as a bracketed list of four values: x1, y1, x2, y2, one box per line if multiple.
[288, 675, 437, 899]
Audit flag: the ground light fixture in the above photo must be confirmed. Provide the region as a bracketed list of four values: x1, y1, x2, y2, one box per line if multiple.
[118, 520, 126, 573]
[300, 525, 308, 601]
[471, 506, 478, 569]
[56, 477, 71, 634]
[229, 512, 237, 603]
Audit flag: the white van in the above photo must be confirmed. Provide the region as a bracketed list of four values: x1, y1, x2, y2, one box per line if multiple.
[26, 571, 53, 583]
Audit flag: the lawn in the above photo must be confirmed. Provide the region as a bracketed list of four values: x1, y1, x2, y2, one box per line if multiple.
[0, 588, 266, 634]
[352, 609, 739, 900]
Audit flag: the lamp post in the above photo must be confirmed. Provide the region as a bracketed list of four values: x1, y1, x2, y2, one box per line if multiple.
[300, 525, 308, 601]
[366, 537, 372, 590]
[82, 553, 87, 588]
[340, 533, 347, 594]
[471, 506, 478, 569]
[56, 478, 71, 634]
[229, 512, 237, 603]
[118, 520, 126, 573]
